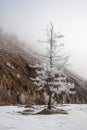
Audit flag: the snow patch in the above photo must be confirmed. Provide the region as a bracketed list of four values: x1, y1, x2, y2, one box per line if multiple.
[0, 104, 87, 130]
[6, 62, 14, 69]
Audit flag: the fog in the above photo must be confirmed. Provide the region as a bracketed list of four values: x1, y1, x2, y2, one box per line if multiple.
[0, 0, 87, 79]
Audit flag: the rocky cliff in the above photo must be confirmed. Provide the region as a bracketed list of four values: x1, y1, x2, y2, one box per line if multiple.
[0, 40, 41, 105]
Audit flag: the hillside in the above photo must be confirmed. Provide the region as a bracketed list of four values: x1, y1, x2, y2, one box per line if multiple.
[0, 34, 41, 105]
[0, 32, 87, 105]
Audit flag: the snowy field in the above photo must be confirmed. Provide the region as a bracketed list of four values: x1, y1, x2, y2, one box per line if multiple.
[0, 104, 87, 130]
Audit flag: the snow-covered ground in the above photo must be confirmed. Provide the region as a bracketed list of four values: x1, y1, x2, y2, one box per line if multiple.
[0, 104, 87, 130]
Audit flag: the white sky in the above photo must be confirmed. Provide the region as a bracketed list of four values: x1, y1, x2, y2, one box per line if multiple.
[0, 0, 87, 79]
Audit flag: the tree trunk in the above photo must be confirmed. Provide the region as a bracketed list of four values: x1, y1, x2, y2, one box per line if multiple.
[55, 93, 59, 104]
[48, 90, 52, 110]
[47, 26, 53, 110]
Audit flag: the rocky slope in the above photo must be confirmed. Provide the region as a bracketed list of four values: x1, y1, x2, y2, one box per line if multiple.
[64, 68, 87, 103]
[0, 41, 41, 105]
[0, 32, 87, 105]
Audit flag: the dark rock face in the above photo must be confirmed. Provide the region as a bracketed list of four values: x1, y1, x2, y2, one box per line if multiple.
[0, 42, 41, 105]
[0, 36, 87, 105]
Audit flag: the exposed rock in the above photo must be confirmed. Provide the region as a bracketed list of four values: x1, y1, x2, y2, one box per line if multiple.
[0, 41, 40, 105]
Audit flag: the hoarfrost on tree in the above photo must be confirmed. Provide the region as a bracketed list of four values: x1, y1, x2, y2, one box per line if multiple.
[30, 23, 76, 109]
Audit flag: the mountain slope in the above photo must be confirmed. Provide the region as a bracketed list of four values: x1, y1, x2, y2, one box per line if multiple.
[0, 32, 87, 105]
[0, 42, 41, 105]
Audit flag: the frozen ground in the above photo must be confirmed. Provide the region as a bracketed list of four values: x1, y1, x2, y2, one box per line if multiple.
[0, 104, 87, 130]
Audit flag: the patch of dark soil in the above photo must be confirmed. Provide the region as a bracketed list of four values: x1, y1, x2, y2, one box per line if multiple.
[36, 108, 68, 115]
[18, 108, 34, 115]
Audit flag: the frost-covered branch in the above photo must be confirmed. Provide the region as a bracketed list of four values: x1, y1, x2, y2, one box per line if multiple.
[30, 23, 75, 109]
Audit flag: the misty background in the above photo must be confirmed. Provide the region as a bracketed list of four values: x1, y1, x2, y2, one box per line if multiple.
[0, 0, 87, 79]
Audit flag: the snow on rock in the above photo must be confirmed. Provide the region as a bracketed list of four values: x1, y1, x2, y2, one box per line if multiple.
[43, 92, 49, 104]
[17, 73, 20, 78]
[6, 62, 14, 69]
[18, 93, 26, 104]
